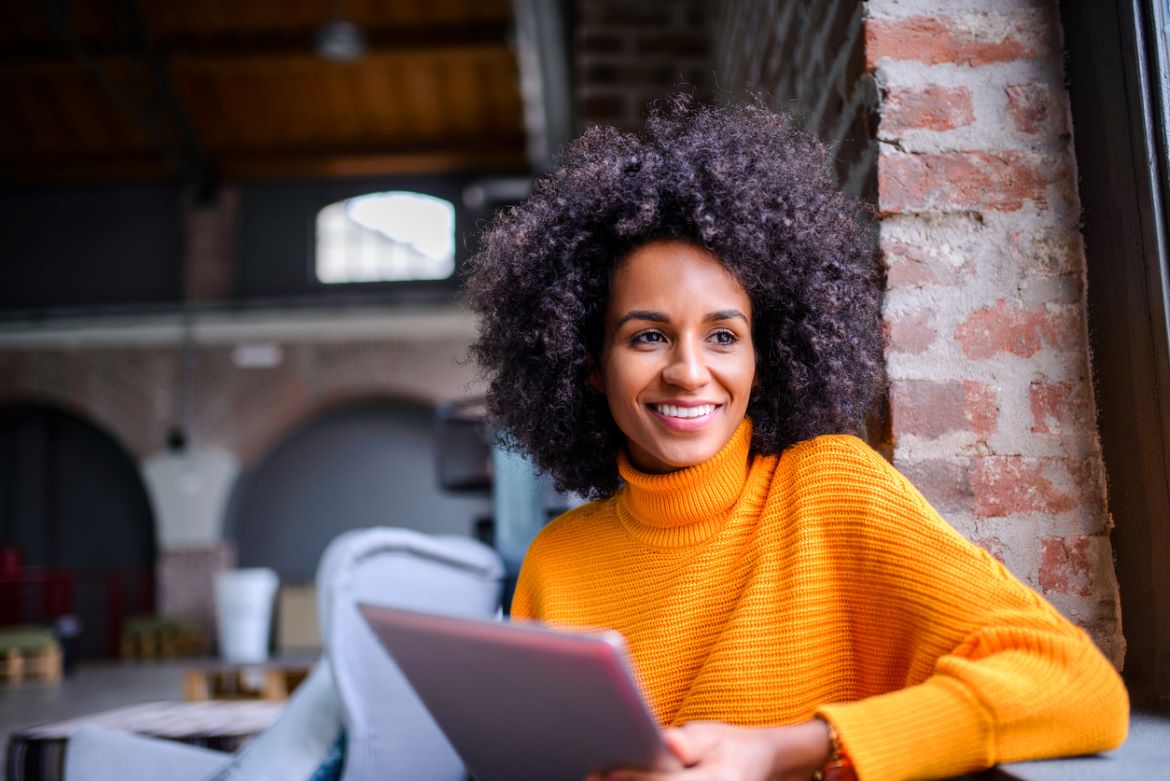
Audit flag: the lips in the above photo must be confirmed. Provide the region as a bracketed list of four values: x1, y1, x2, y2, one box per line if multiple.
[647, 402, 723, 433]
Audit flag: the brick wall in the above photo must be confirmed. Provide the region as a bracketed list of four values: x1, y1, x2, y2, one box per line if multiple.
[715, 1, 876, 200]
[714, 0, 1121, 660]
[575, 0, 713, 131]
[0, 338, 482, 465]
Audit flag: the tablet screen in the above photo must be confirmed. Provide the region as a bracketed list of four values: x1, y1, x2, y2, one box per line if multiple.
[359, 603, 679, 781]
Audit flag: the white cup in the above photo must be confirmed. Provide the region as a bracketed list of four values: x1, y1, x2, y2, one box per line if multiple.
[214, 568, 279, 663]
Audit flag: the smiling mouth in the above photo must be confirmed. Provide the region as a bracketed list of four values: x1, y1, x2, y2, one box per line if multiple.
[650, 403, 719, 419]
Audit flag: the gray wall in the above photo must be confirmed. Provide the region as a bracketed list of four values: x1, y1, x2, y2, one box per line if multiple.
[226, 400, 491, 582]
[0, 185, 182, 313]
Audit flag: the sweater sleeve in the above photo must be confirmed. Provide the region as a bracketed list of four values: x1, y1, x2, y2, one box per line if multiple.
[812, 442, 1128, 781]
[509, 558, 537, 620]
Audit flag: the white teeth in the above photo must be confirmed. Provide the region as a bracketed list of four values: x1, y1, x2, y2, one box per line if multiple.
[655, 403, 716, 419]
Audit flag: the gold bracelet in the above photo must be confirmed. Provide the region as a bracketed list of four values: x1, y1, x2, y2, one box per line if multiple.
[812, 717, 852, 781]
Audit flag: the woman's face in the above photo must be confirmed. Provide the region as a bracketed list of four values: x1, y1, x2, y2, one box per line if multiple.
[594, 240, 756, 474]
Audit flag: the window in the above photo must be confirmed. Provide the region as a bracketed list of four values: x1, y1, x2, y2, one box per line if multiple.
[1063, 0, 1170, 708]
[315, 191, 456, 284]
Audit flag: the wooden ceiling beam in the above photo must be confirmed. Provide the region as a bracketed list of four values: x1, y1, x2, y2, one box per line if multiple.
[0, 22, 513, 68]
[219, 149, 528, 179]
[0, 144, 528, 184]
[0, 44, 512, 75]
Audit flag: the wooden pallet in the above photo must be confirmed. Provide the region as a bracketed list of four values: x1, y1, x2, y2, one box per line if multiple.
[0, 643, 62, 684]
[121, 616, 204, 660]
[183, 664, 311, 701]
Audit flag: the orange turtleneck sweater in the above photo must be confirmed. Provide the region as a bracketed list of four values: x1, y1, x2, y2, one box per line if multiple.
[510, 420, 1128, 781]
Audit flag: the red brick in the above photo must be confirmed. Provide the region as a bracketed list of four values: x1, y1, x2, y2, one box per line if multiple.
[579, 3, 671, 26]
[584, 63, 682, 86]
[964, 381, 998, 437]
[890, 379, 997, 439]
[684, 2, 708, 27]
[955, 300, 1077, 360]
[885, 309, 936, 355]
[1005, 83, 1066, 135]
[1077, 618, 1123, 666]
[878, 150, 1067, 214]
[633, 34, 709, 58]
[1038, 535, 1097, 597]
[865, 12, 1057, 69]
[972, 456, 1086, 517]
[1009, 228, 1080, 276]
[898, 457, 975, 515]
[1029, 380, 1090, 434]
[580, 94, 627, 121]
[580, 32, 625, 55]
[970, 536, 1006, 563]
[882, 85, 974, 133]
[583, 63, 620, 84]
[883, 238, 945, 288]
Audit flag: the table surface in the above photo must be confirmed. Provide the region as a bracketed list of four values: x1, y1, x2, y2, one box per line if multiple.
[6, 700, 286, 781]
[7, 700, 1167, 780]
[10, 700, 285, 742]
[987, 711, 1170, 781]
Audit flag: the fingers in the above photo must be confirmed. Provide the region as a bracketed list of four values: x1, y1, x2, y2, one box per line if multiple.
[586, 768, 665, 781]
[664, 722, 726, 767]
[586, 722, 731, 781]
[664, 728, 701, 767]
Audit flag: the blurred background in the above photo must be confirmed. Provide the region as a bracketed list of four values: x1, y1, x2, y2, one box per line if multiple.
[0, 0, 722, 664]
[0, 0, 1166, 719]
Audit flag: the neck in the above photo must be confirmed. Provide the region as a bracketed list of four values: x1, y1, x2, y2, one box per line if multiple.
[614, 419, 755, 545]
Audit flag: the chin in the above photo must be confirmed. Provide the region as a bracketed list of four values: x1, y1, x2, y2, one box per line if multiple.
[656, 442, 722, 470]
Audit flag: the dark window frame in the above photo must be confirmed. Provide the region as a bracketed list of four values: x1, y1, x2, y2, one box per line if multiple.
[1061, 0, 1170, 710]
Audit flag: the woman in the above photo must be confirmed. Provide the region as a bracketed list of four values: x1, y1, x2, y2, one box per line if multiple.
[465, 99, 1128, 781]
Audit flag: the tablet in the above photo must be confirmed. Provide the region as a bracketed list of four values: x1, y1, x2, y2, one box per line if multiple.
[358, 603, 680, 781]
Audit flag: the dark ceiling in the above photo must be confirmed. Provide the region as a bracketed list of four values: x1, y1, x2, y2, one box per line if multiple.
[0, 0, 530, 189]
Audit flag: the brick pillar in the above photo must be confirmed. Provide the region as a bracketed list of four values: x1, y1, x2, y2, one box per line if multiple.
[182, 186, 239, 302]
[868, 2, 1121, 660]
[157, 543, 235, 653]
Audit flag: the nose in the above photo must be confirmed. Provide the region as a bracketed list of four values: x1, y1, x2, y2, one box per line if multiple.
[661, 337, 710, 389]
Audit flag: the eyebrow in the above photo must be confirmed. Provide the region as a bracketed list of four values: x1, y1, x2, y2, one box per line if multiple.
[614, 309, 749, 327]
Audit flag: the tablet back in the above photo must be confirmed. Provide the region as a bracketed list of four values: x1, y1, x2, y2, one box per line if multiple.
[358, 603, 675, 781]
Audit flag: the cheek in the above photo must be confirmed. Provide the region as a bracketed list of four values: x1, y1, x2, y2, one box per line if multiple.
[600, 349, 653, 398]
[730, 362, 758, 406]
[603, 364, 644, 407]
[720, 356, 757, 398]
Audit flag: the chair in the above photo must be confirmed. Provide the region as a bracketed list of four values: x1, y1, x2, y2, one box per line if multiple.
[64, 528, 505, 781]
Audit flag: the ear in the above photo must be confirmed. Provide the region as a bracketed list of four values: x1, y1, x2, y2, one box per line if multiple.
[584, 354, 604, 394]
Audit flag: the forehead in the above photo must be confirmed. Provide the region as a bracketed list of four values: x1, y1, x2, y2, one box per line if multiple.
[607, 240, 752, 315]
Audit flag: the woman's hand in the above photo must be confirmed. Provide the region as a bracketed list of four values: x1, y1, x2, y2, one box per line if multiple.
[587, 719, 831, 781]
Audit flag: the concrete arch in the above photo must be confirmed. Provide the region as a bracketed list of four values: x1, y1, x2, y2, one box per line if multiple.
[224, 395, 490, 582]
[235, 385, 439, 470]
[0, 349, 176, 461]
[0, 400, 156, 657]
[0, 385, 156, 464]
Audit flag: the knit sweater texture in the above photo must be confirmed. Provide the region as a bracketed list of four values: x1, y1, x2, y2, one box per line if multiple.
[511, 420, 1128, 781]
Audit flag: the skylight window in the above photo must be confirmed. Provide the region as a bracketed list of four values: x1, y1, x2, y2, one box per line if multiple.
[315, 191, 456, 284]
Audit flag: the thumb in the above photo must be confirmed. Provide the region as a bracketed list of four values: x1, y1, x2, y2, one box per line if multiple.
[663, 722, 722, 767]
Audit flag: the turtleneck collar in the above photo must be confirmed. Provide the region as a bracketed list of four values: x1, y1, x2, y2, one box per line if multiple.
[614, 418, 755, 547]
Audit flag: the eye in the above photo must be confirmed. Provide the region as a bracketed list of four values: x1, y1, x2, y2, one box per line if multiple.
[630, 330, 667, 346]
[709, 329, 738, 346]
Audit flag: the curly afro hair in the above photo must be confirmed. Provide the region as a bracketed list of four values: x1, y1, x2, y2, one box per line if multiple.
[465, 97, 884, 499]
